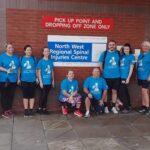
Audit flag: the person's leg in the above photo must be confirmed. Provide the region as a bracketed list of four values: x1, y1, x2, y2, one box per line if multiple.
[73, 94, 83, 117]
[104, 78, 111, 114]
[60, 101, 68, 115]
[142, 87, 149, 114]
[42, 85, 52, 113]
[28, 82, 36, 116]
[85, 97, 91, 116]
[0, 82, 6, 112]
[21, 82, 30, 117]
[6, 83, 16, 115]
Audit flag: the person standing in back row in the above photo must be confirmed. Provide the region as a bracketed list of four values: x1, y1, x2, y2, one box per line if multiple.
[99, 40, 120, 114]
[36, 47, 54, 114]
[137, 41, 150, 115]
[17, 45, 38, 117]
[119, 43, 135, 113]
[0, 43, 19, 118]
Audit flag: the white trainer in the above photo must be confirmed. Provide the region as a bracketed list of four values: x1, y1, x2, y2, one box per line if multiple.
[111, 107, 118, 114]
[104, 106, 109, 114]
[84, 112, 90, 118]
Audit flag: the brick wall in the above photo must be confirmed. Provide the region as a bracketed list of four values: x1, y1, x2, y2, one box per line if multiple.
[4, 0, 150, 111]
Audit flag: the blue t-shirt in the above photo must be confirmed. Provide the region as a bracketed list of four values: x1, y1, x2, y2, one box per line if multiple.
[59, 78, 79, 100]
[137, 51, 150, 80]
[0, 52, 19, 83]
[120, 54, 135, 79]
[37, 58, 54, 85]
[19, 56, 37, 82]
[83, 76, 108, 101]
[99, 50, 120, 78]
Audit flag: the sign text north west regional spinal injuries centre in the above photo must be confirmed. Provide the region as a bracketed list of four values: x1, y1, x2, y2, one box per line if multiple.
[48, 35, 107, 67]
[42, 16, 113, 31]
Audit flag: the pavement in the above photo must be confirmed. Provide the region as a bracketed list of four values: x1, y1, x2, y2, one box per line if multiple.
[0, 111, 150, 150]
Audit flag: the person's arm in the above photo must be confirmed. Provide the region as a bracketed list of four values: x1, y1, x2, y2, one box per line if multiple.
[126, 65, 134, 84]
[17, 68, 21, 85]
[99, 63, 103, 73]
[52, 69, 55, 88]
[99, 90, 107, 106]
[83, 87, 93, 99]
[37, 69, 43, 88]
[62, 90, 71, 98]
[0, 67, 7, 73]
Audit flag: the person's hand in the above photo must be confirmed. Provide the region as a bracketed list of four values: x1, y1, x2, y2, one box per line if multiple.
[17, 79, 21, 86]
[126, 78, 130, 84]
[52, 80, 55, 88]
[87, 93, 93, 99]
[36, 78, 39, 84]
[7, 68, 13, 74]
[99, 100, 103, 106]
[40, 81, 43, 89]
[69, 95, 74, 103]
[148, 76, 150, 82]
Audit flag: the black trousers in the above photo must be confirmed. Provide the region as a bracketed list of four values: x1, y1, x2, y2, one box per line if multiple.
[0, 82, 16, 112]
[118, 79, 131, 110]
[39, 85, 52, 109]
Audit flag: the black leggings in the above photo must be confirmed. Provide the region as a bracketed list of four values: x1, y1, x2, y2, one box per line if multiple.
[39, 85, 52, 109]
[0, 82, 16, 112]
[118, 79, 131, 110]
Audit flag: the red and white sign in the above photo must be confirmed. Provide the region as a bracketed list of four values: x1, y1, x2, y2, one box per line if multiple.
[42, 16, 114, 31]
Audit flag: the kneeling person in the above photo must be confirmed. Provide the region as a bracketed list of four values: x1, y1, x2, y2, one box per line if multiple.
[58, 70, 83, 117]
[84, 68, 108, 117]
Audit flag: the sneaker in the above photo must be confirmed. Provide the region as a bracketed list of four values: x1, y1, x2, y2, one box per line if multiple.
[36, 108, 42, 114]
[144, 109, 150, 115]
[111, 107, 118, 114]
[28, 109, 34, 117]
[1, 111, 10, 119]
[138, 106, 146, 113]
[42, 109, 50, 115]
[61, 106, 68, 115]
[84, 112, 90, 118]
[24, 109, 29, 117]
[7, 110, 14, 117]
[74, 110, 83, 117]
[104, 106, 109, 114]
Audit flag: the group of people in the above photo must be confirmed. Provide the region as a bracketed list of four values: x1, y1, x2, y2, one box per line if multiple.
[59, 40, 150, 117]
[0, 40, 149, 119]
[0, 44, 54, 118]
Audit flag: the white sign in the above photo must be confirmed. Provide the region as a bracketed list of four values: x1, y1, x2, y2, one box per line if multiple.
[48, 35, 107, 67]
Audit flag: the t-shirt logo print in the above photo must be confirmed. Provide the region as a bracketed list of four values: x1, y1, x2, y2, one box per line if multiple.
[24, 61, 31, 69]
[109, 57, 116, 66]
[92, 83, 99, 92]
[120, 58, 125, 66]
[9, 60, 16, 69]
[139, 60, 143, 67]
[45, 65, 51, 74]
[69, 86, 74, 94]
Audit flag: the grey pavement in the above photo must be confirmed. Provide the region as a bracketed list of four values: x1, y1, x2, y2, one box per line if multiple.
[0, 111, 150, 150]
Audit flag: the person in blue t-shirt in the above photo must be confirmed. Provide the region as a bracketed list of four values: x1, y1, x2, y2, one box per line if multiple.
[119, 43, 135, 113]
[36, 47, 54, 115]
[99, 40, 120, 114]
[17, 45, 37, 117]
[0, 43, 19, 118]
[83, 68, 108, 117]
[137, 41, 150, 115]
[58, 70, 83, 117]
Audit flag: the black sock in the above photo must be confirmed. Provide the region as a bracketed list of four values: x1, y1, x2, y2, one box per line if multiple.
[112, 103, 116, 107]
[104, 102, 107, 107]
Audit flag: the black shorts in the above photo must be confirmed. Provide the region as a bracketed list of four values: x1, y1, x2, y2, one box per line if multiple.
[138, 80, 150, 89]
[105, 78, 120, 90]
[21, 81, 36, 99]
